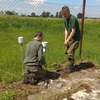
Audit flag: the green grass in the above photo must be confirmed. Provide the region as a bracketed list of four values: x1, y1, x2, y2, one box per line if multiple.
[0, 15, 100, 84]
[81, 19, 100, 63]
[0, 90, 14, 100]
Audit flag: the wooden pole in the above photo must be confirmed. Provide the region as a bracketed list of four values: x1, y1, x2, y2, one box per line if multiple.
[79, 0, 86, 56]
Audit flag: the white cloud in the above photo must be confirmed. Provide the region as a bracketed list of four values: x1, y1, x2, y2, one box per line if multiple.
[74, 6, 80, 9]
[25, 0, 47, 6]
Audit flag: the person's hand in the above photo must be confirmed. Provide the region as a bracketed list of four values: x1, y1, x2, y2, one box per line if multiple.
[64, 40, 69, 46]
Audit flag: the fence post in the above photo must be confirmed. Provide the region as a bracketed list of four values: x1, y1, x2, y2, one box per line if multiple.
[79, 0, 86, 56]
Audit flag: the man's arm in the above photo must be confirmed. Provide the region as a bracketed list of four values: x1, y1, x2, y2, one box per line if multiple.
[64, 28, 68, 42]
[64, 28, 76, 46]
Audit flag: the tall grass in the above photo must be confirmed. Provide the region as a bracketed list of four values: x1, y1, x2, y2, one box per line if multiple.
[81, 19, 100, 63]
[0, 15, 100, 83]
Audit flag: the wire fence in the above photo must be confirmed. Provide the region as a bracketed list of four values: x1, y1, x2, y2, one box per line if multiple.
[0, 1, 100, 18]
[0, 1, 100, 78]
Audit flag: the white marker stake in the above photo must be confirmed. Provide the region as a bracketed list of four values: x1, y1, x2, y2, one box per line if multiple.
[18, 37, 24, 75]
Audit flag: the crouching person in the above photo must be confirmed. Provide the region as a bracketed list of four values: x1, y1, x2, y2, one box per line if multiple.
[23, 31, 47, 85]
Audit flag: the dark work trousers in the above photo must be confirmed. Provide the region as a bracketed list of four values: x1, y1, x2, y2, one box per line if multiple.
[25, 65, 46, 80]
[65, 39, 79, 66]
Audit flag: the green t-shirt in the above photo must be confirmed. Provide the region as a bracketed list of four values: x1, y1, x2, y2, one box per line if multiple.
[64, 14, 81, 41]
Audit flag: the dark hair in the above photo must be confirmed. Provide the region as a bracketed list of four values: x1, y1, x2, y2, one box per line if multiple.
[61, 6, 69, 13]
[34, 31, 43, 37]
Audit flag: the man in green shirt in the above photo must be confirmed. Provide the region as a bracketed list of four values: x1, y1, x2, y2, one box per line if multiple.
[61, 6, 81, 73]
[23, 31, 47, 85]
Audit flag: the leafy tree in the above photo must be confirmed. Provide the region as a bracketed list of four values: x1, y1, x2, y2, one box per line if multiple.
[41, 11, 46, 17]
[55, 12, 62, 18]
[31, 12, 35, 17]
[55, 12, 59, 18]
[59, 12, 62, 18]
[77, 13, 82, 18]
[5, 10, 18, 15]
[46, 12, 50, 17]
[50, 14, 54, 18]
[41, 11, 51, 18]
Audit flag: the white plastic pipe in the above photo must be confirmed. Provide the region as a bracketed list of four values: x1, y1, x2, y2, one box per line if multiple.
[18, 36, 24, 75]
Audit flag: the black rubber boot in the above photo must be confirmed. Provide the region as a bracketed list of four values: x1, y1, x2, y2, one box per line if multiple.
[68, 58, 74, 66]
[23, 73, 29, 84]
[64, 58, 75, 73]
[28, 73, 36, 85]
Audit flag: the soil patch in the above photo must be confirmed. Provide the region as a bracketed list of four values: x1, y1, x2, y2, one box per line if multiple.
[0, 61, 100, 100]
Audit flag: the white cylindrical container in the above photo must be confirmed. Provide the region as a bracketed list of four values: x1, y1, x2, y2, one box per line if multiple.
[18, 37, 24, 44]
[42, 41, 48, 52]
[42, 42, 48, 48]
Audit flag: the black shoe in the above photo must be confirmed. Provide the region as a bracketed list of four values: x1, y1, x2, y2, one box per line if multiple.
[28, 73, 36, 85]
[23, 73, 29, 84]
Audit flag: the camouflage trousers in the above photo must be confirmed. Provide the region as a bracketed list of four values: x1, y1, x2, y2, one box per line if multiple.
[65, 39, 79, 65]
[24, 65, 46, 80]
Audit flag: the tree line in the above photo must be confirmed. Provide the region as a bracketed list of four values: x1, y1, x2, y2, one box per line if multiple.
[0, 10, 63, 18]
[0, 10, 87, 19]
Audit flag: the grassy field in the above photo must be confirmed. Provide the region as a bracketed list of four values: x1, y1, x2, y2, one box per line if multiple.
[0, 15, 100, 84]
